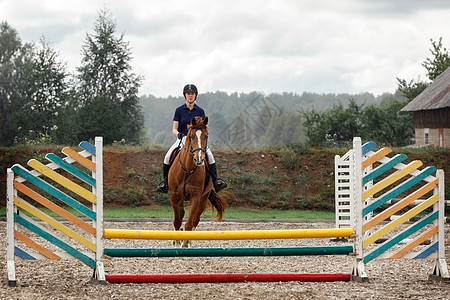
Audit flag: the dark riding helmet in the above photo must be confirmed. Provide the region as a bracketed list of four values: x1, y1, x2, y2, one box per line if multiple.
[183, 84, 198, 99]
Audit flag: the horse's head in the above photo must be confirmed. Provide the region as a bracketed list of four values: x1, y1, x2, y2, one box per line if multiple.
[187, 116, 209, 166]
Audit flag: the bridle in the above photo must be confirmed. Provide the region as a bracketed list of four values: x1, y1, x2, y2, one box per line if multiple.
[179, 126, 208, 174]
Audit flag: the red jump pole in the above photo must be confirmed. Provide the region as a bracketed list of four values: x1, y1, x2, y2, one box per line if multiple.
[106, 273, 351, 283]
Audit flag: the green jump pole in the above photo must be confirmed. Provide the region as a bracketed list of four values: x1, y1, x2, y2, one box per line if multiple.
[104, 246, 354, 257]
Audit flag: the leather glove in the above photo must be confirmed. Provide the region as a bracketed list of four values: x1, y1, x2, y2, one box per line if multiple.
[177, 132, 185, 140]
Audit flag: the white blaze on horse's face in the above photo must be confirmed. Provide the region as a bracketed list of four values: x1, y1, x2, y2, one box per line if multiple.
[194, 130, 204, 166]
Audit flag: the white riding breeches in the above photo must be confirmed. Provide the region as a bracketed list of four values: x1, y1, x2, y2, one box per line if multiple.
[163, 137, 215, 165]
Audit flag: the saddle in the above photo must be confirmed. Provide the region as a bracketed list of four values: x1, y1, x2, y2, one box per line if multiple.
[169, 146, 211, 192]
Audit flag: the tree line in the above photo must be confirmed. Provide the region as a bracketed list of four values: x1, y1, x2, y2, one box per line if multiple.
[140, 91, 406, 147]
[1, 7, 449, 148]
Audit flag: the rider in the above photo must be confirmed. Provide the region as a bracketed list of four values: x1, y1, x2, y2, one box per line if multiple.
[156, 84, 227, 194]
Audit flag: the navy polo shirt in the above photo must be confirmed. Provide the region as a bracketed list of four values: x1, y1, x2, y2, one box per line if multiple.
[173, 103, 206, 135]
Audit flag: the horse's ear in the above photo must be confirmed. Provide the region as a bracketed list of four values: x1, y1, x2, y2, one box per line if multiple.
[191, 117, 197, 126]
[204, 116, 208, 126]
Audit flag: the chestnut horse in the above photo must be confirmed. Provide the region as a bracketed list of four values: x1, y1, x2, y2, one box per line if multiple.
[168, 116, 227, 247]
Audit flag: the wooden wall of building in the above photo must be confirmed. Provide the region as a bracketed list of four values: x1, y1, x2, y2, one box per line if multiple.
[413, 107, 450, 128]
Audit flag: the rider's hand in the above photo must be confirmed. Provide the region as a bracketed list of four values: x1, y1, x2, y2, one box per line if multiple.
[177, 132, 185, 140]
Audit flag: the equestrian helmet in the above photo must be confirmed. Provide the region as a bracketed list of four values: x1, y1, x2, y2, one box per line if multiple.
[183, 84, 198, 99]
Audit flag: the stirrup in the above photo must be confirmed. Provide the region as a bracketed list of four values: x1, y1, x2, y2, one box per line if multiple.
[215, 178, 227, 192]
[156, 181, 168, 193]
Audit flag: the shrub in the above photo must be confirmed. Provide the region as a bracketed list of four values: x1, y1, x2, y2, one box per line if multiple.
[279, 150, 299, 170]
[103, 187, 123, 203]
[250, 195, 268, 207]
[126, 168, 136, 178]
[122, 185, 146, 207]
[153, 193, 170, 206]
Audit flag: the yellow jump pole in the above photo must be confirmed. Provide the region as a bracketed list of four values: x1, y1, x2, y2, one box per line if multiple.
[103, 228, 354, 240]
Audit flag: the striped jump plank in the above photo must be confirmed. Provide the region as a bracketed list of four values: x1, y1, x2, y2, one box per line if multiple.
[362, 147, 392, 170]
[362, 154, 407, 185]
[362, 141, 377, 155]
[11, 165, 96, 220]
[106, 272, 352, 283]
[79, 141, 96, 156]
[364, 211, 438, 263]
[14, 213, 96, 268]
[14, 197, 96, 252]
[363, 194, 438, 248]
[362, 166, 437, 216]
[28, 159, 96, 204]
[45, 153, 96, 187]
[363, 160, 423, 200]
[14, 180, 96, 236]
[62, 147, 96, 171]
[390, 226, 439, 259]
[104, 228, 354, 240]
[414, 242, 439, 259]
[104, 246, 354, 257]
[14, 230, 61, 260]
[14, 246, 36, 260]
[363, 179, 439, 232]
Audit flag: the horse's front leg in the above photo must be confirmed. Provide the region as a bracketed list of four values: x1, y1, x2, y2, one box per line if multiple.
[183, 193, 208, 248]
[171, 194, 185, 247]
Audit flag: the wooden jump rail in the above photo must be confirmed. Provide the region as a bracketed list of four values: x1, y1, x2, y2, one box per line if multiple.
[105, 273, 352, 283]
[104, 246, 354, 257]
[103, 228, 354, 240]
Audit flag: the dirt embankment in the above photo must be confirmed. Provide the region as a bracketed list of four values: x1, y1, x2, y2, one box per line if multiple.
[1, 146, 449, 210]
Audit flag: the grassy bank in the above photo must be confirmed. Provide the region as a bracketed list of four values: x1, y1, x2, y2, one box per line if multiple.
[0, 206, 334, 220]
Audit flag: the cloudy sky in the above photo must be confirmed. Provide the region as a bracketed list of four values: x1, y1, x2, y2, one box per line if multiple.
[1, 0, 450, 97]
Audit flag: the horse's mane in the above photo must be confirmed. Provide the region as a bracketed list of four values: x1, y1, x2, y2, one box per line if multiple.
[188, 116, 208, 130]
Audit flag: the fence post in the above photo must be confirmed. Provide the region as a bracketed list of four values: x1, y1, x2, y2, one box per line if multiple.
[6, 169, 16, 286]
[430, 169, 449, 280]
[351, 137, 368, 281]
[93, 137, 106, 283]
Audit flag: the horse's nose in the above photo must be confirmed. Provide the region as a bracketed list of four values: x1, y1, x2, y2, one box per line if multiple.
[194, 156, 204, 166]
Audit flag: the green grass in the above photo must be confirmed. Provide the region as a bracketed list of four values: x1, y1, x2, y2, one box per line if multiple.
[0, 206, 334, 220]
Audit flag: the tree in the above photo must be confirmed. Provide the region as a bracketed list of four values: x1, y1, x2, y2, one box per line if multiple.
[397, 37, 450, 101]
[396, 78, 429, 102]
[422, 37, 450, 81]
[301, 108, 327, 146]
[76, 9, 144, 144]
[15, 38, 72, 144]
[362, 100, 413, 147]
[302, 99, 365, 146]
[0, 22, 33, 145]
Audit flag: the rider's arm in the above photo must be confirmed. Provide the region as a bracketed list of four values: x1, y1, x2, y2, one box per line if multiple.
[172, 121, 179, 136]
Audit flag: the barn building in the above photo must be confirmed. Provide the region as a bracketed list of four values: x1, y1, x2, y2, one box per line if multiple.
[401, 66, 450, 147]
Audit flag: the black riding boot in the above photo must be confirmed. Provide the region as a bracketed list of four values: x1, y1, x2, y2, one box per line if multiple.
[156, 164, 170, 193]
[209, 163, 227, 192]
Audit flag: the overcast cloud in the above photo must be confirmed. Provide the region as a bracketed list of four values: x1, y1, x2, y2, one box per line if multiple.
[1, 0, 450, 97]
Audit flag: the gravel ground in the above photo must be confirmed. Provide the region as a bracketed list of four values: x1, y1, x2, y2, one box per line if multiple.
[1, 220, 449, 299]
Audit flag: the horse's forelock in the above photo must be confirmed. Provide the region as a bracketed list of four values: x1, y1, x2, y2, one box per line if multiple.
[188, 116, 208, 130]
